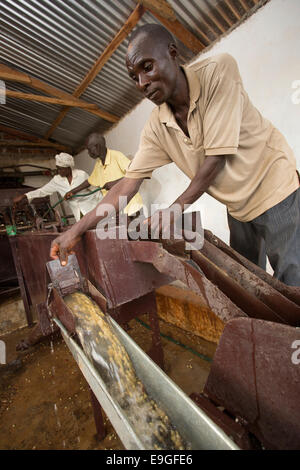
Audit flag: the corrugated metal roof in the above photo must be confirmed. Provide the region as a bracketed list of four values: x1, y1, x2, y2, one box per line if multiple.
[0, 0, 268, 151]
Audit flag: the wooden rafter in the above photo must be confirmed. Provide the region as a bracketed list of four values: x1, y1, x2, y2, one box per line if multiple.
[134, 0, 176, 21]
[44, 4, 145, 139]
[1, 89, 99, 109]
[0, 141, 70, 149]
[0, 124, 49, 143]
[0, 148, 57, 157]
[135, 0, 206, 51]
[146, 10, 206, 52]
[0, 125, 70, 151]
[0, 64, 119, 124]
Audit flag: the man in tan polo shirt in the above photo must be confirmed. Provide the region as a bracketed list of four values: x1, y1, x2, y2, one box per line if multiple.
[51, 24, 300, 286]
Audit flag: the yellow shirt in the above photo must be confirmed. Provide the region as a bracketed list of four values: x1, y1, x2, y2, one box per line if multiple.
[126, 54, 299, 222]
[88, 148, 143, 216]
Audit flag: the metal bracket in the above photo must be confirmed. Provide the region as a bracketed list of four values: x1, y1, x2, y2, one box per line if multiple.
[46, 254, 85, 296]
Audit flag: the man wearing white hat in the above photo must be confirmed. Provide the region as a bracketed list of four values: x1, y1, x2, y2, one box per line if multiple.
[13, 153, 99, 222]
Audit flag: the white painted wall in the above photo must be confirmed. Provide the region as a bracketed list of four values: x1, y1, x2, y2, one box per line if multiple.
[76, 0, 300, 245]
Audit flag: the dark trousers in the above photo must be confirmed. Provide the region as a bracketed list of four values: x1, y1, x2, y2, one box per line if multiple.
[227, 188, 300, 286]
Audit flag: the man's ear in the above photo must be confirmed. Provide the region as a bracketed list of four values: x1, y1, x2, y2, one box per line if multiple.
[168, 43, 178, 59]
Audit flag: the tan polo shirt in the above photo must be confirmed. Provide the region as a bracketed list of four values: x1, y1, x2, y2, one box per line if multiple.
[88, 148, 143, 216]
[126, 53, 299, 222]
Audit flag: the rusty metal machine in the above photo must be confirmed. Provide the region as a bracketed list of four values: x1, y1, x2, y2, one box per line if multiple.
[7, 218, 300, 450]
[9, 224, 300, 449]
[0, 187, 60, 298]
[0, 183, 71, 337]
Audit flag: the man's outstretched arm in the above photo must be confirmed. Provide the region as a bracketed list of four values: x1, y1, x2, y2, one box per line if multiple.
[146, 155, 225, 235]
[64, 179, 90, 199]
[50, 176, 144, 265]
[175, 155, 225, 208]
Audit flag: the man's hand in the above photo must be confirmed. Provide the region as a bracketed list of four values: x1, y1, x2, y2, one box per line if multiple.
[50, 229, 82, 266]
[102, 180, 118, 191]
[143, 205, 182, 239]
[64, 191, 73, 200]
[50, 176, 144, 265]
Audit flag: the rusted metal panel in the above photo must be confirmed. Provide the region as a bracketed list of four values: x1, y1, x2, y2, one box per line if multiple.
[129, 240, 247, 323]
[9, 236, 33, 326]
[0, 187, 35, 297]
[83, 230, 173, 308]
[204, 317, 300, 450]
[190, 393, 254, 450]
[0, 235, 17, 288]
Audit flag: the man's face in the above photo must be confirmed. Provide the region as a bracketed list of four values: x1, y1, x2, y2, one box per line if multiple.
[86, 136, 106, 160]
[126, 37, 178, 106]
[56, 166, 71, 178]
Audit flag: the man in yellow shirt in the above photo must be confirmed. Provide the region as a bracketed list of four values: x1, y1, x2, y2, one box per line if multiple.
[65, 132, 143, 216]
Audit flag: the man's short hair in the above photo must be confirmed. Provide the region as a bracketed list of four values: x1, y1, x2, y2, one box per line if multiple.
[128, 24, 176, 49]
[87, 132, 106, 146]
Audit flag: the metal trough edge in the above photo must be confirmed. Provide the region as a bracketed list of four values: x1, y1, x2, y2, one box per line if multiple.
[54, 317, 239, 450]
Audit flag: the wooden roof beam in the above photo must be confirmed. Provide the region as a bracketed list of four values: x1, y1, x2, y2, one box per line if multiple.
[142, 0, 206, 53]
[0, 64, 119, 124]
[1, 89, 99, 109]
[0, 124, 52, 143]
[0, 125, 71, 151]
[0, 141, 71, 150]
[45, 4, 145, 139]
[0, 148, 57, 157]
[73, 4, 145, 98]
[134, 0, 176, 21]
[147, 13, 206, 52]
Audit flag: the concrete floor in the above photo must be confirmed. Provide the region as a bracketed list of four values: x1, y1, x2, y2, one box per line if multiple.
[0, 305, 216, 450]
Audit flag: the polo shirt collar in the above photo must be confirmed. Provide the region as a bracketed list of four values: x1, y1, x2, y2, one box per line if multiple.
[183, 64, 201, 111]
[98, 148, 111, 167]
[158, 103, 176, 128]
[158, 65, 201, 127]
